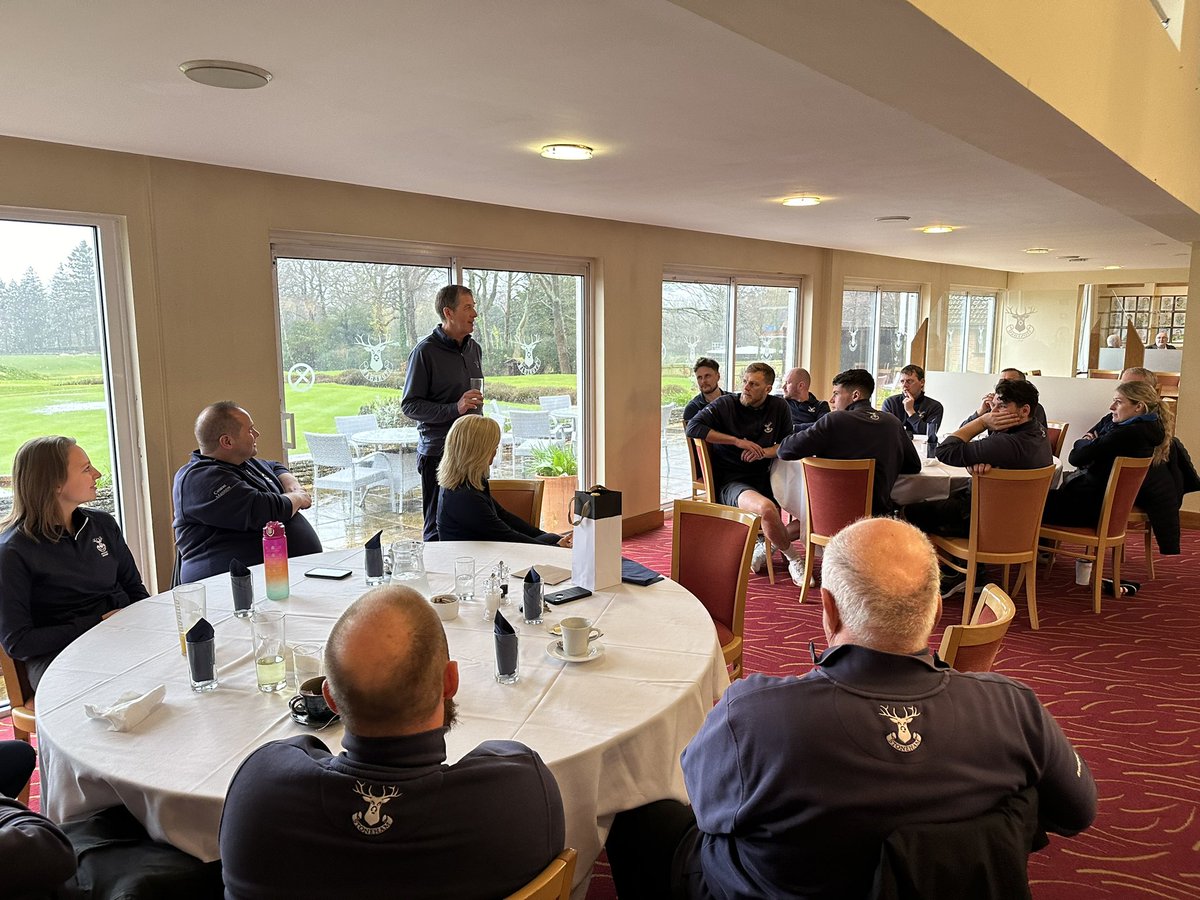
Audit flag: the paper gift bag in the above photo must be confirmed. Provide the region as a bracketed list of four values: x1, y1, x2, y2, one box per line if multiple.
[570, 485, 622, 591]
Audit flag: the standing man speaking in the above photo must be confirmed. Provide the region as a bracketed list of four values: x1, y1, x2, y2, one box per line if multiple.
[402, 285, 484, 541]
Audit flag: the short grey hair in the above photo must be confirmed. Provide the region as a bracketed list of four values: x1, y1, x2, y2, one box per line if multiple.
[821, 518, 940, 652]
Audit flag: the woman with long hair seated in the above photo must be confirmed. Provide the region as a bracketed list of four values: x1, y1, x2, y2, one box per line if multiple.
[0, 436, 148, 690]
[437, 416, 573, 546]
[1042, 381, 1172, 530]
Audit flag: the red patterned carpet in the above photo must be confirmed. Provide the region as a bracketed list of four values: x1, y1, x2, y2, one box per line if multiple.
[5, 526, 1197, 898]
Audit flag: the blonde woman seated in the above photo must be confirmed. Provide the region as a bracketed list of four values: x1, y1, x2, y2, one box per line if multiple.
[436, 416, 572, 547]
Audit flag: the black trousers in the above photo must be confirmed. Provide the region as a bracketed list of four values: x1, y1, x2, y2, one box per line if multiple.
[0, 739, 36, 798]
[606, 799, 702, 900]
[417, 453, 441, 542]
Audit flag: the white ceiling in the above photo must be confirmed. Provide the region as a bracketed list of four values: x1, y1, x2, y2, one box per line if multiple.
[0, 0, 1194, 273]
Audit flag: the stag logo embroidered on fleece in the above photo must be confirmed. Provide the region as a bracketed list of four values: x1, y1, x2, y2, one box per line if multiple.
[352, 781, 402, 835]
[879, 705, 922, 753]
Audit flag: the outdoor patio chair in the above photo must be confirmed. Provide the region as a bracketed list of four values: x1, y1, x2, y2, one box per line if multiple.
[304, 432, 393, 523]
[508, 410, 554, 476]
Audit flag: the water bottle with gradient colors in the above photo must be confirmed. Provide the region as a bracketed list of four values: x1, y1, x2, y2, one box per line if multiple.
[263, 521, 290, 600]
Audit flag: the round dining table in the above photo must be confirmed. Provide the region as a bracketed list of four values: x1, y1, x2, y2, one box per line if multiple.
[35, 542, 729, 894]
[350, 426, 420, 448]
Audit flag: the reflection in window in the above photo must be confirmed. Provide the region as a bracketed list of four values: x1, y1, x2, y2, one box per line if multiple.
[840, 286, 920, 393]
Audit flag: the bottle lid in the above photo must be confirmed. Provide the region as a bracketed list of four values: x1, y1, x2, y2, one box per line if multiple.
[263, 521, 286, 538]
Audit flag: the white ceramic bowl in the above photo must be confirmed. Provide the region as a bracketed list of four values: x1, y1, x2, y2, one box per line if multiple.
[430, 593, 459, 621]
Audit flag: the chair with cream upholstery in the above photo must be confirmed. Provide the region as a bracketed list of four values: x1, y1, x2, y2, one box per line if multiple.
[797, 458, 874, 604]
[488, 479, 545, 529]
[672, 499, 760, 679]
[504, 848, 577, 900]
[1040, 456, 1152, 614]
[937, 584, 1016, 673]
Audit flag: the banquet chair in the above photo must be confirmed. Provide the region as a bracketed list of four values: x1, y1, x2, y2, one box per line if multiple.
[305, 432, 394, 523]
[672, 499, 760, 679]
[937, 584, 1016, 673]
[685, 435, 707, 501]
[489, 479, 545, 528]
[0, 647, 36, 805]
[1045, 422, 1069, 458]
[691, 438, 774, 584]
[931, 466, 1055, 628]
[1126, 507, 1155, 579]
[797, 458, 875, 604]
[505, 847, 577, 900]
[1039, 456, 1151, 615]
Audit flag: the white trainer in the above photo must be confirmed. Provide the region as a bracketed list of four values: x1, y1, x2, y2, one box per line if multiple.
[787, 557, 807, 587]
[750, 540, 768, 575]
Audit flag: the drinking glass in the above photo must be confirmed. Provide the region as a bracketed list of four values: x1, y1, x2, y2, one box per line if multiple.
[172, 583, 206, 657]
[251, 610, 288, 693]
[455, 557, 475, 601]
[292, 642, 324, 688]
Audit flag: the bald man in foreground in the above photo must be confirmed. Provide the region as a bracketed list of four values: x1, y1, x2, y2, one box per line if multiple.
[606, 518, 1097, 899]
[219, 586, 565, 899]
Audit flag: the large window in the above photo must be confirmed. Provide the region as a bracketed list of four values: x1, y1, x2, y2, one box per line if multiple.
[273, 237, 588, 549]
[661, 274, 800, 505]
[945, 290, 997, 373]
[1097, 290, 1186, 347]
[840, 285, 921, 396]
[0, 213, 144, 560]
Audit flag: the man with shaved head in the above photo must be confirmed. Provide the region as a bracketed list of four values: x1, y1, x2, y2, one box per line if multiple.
[607, 518, 1096, 899]
[220, 586, 565, 899]
[781, 366, 829, 432]
[172, 401, 322, 581]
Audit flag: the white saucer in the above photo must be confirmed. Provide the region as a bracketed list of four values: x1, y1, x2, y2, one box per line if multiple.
[546, 638, 605, 663]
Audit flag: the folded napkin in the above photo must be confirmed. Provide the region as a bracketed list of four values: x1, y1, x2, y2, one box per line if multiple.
[365, 530, 384, 578]
[84, 685, 166, 732]
[494, 611, 518, 677]
[621, 557, 664, 586]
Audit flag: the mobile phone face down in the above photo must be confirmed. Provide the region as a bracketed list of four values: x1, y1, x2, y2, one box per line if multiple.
[305, 567, 353, 580]
[545, 586, 593, 605]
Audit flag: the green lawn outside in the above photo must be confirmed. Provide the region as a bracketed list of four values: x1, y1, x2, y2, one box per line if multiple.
[0, 353, 103, 378]
[0, 381, 111, 476]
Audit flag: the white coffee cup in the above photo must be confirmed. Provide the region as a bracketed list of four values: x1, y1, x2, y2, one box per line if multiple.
[1074, 560, 1094, 586]
[560, 616, 598, 658]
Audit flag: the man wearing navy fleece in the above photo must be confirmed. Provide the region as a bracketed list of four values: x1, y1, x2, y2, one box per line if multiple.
[606, 518, 1097, 899]
[220, 585, 564, 900]
[172, 402, 321, 582]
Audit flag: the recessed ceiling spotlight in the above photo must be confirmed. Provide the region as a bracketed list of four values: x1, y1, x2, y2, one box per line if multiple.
[875, 215, 911, 222]
[782, 195, 822, 207]
[540, 144, 594, 160]
[921, 225, 955, 234]
[179, 59, 272, 89]
[1024, 248, 1052, 254]
[1103, 265, 1123, 270]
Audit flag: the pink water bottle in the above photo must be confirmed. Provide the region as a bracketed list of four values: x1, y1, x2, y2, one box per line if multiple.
[262, 521, 290, 600]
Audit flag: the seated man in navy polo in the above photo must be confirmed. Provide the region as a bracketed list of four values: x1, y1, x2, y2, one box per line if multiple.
[172, 402, 322, 582]
[882, 364, 944, 436]
[961, 367, 1048, 429]
[778, 368, 921, 516]
[904, 379, 1051, 581]
[781, 366, 829, 432]
[604, 518, 1097, 900]
[682, 357, 734, 425]
[220, 585, 565, 899]
[685, 362, 806, 585]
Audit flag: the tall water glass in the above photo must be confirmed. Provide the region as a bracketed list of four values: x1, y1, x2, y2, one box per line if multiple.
[455, 557, 475, 601]
[251, 610, 288, 693]
[172, 583, 206, 656]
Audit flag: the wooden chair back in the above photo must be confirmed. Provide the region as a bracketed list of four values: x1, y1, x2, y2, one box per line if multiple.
[0, 646, 36, 744]
[488, 479, 545, 528]
[691, 438, 718, 500]
[505, 848, 577, 900]
[685, 434, 706, 500]
[1098, 456, 1152, 540]
[1045, 422, 1069, 457]
[1154, 372, 1180, 398]
[672, 499, 760, 677]
[937, 584, 1016, 672]
[969, 466, 1056, 558]
[1087, 368, 1120, 380]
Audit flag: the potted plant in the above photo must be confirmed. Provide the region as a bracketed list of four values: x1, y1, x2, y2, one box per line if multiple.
[528, 442, 578, 533]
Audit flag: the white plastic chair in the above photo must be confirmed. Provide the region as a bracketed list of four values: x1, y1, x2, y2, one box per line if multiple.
[661, 403, 676, 474]
[305, 432, 393, 523]
[508, 410, 554, 476]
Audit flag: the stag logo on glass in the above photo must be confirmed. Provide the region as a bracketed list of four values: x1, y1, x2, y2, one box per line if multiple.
[352, 781, 402, 835]
[1004, 304, 1036, 341]
[879, 705, 922, 753]
[355, 334, 396, 384]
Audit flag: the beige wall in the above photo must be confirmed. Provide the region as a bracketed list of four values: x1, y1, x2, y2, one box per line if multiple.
[910, 0, 1200, 218]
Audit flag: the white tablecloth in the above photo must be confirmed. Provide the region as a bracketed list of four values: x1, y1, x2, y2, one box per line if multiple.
[36, 543, 728, 891]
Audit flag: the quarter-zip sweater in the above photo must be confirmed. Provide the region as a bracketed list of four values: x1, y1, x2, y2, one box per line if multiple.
[0, 507, 147, 685]
[401, 325, 484, 457]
